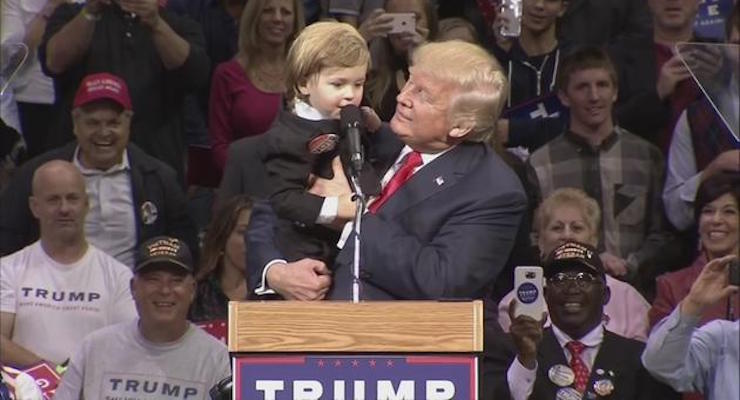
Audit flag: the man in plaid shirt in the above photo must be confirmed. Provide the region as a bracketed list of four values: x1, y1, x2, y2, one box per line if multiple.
[528, 47, 673, 282]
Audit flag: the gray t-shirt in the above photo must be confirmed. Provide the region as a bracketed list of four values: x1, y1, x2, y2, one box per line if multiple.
[53, 320, 230, 400]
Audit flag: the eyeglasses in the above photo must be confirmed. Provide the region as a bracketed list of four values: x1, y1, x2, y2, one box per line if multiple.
[547, 272, 602, 288]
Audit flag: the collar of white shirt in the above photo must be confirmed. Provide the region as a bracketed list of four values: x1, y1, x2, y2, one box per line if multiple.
[73, 147, 130, 175]
[294, 100, 330, 121]
[551, 322, 605, 369]
[390, 144, 454, 174]
[552, 322, 604, 349]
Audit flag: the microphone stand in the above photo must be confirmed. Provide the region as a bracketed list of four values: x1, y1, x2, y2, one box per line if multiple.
[348, 170, 366, 303]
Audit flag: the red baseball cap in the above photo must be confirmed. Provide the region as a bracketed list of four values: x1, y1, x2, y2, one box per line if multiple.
[73, 72, 132, 110]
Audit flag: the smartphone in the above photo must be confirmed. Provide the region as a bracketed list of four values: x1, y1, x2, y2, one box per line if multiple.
[514, 266, 545, 319]
[387, 13, 416, 34]
[729, 259, 740, 286]
[499, 0, 522, 37]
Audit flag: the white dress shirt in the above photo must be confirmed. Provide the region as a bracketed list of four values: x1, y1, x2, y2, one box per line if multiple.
[73, 148, 137, 268]
[507, 323, 605, 400]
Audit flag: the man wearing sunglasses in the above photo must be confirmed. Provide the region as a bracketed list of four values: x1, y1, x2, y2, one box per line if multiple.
[482, 241, 677, 399]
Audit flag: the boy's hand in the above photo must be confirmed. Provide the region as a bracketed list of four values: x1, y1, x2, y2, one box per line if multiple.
[308, 157, 357, 221]
[361, 106, 382, 132]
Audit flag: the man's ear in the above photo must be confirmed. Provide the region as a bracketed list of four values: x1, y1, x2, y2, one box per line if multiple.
[449, 118, 474, 139]
[28, 196, 39, 219]
[71, 108, 82, 139]
[188, 277, 197, 303]
[557, 89, 570, 108]
[449, 125, 472, 139]
[602, 284, 611, 305]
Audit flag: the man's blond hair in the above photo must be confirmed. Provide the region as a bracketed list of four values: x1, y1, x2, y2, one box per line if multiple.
[410, 40, 508, 143]
[286, 21, 370, 101]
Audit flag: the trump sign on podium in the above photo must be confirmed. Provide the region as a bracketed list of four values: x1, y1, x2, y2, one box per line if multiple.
[234, 355, 477, 400]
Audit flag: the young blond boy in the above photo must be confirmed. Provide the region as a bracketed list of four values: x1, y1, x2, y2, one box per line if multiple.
[261, 21, 381, 266]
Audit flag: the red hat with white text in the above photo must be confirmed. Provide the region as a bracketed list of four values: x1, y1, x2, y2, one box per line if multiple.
[73, 72, 132, 110]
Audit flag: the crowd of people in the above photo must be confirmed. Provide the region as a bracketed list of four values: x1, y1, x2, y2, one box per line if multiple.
[1, 0, 738, 399]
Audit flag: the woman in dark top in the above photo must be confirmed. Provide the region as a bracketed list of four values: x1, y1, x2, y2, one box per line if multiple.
[189, 195, 253, 322]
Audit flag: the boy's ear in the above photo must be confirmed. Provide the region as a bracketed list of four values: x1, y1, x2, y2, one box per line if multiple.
[297, 78, 311, 97]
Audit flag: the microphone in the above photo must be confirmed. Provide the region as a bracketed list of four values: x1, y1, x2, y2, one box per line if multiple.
[340, 105, 364, 175]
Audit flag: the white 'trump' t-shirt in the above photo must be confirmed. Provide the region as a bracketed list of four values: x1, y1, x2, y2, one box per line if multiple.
[0, 241, 137, 364]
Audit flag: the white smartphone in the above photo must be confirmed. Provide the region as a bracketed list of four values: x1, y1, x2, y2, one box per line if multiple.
[387, 13, 416, 34]
[499, 0, 522, 37]
[513, 266, 545, 319]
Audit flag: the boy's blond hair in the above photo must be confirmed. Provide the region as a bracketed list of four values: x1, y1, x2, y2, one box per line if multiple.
[411, 40, 508, 144]
[286, 21, 370, 102]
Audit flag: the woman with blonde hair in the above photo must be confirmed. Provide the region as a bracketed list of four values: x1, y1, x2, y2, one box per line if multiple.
[208, 0, 305, 176]
[497, 187, 651, 341]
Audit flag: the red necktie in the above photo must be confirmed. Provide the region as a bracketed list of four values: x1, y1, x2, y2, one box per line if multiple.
[368, 151, 422, 213]
[566, 341, 590, 393]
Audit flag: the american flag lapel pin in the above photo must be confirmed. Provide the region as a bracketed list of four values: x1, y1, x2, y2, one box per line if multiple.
[435, 176, 445, 186]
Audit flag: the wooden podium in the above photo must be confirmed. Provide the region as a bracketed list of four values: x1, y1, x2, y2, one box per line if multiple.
[228, 300, 483, 400]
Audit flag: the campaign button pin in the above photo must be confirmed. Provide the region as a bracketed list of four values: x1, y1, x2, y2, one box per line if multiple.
[593, 379, 614, 396]
[548, 364, 575, 387]
[595, 368, 605, 376]
[141, 201, 158, 225]
[556, 387, 582, 400]
[517, 282, 540, 304]
[307, 133, 339, 154]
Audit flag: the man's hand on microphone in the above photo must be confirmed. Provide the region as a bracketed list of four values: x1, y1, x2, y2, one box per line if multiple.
[361, 106, 382, 133]
[118, 0, 160, 28]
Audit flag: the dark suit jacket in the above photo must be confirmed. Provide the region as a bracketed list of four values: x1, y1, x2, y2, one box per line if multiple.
[481, 327, 679, 400]
[260, 111, 383, 264]
[247, 127, 528, 300]
[214, 134, 271, 210]
[0, 143, 198, 261]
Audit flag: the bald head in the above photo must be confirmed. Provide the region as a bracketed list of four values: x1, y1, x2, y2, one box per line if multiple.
[32, 160, 85, 195]
[30, 160, 89, 243]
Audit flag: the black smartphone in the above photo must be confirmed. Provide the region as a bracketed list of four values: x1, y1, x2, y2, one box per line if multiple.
[729, 259, 740, 286]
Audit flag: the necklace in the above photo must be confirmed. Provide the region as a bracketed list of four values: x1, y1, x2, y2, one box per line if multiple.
[249, 61, 286, 93]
